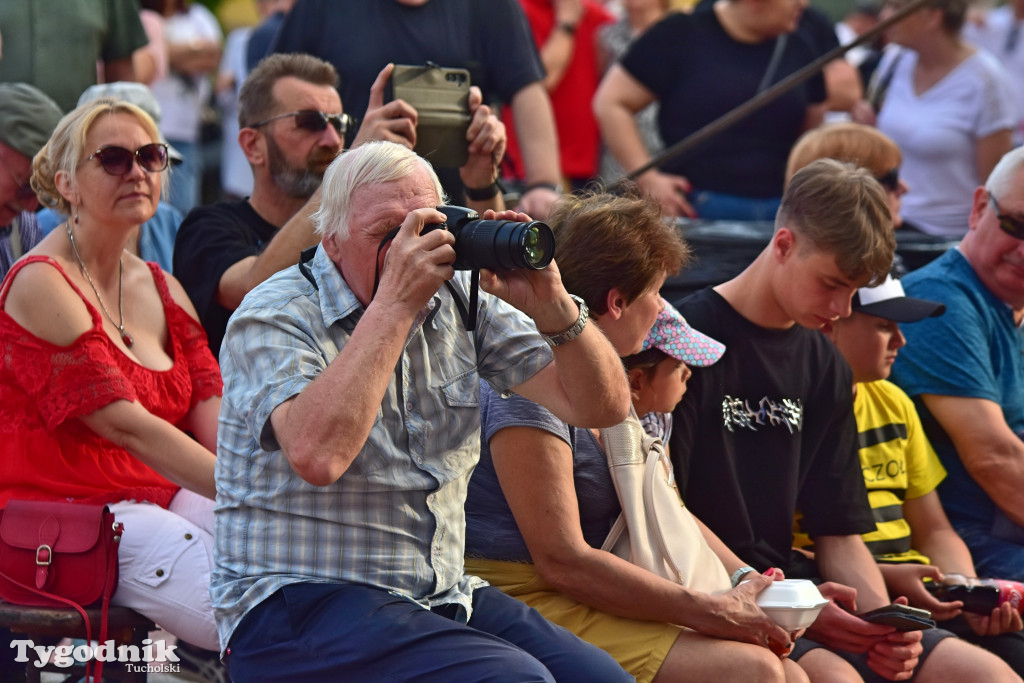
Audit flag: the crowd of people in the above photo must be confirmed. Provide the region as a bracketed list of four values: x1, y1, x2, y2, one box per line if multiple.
[2, 0, 1024, 681]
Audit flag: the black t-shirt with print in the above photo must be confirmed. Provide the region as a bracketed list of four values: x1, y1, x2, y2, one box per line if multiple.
[669, 288, 874, 571]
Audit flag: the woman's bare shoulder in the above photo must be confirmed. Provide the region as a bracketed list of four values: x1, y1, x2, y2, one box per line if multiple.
[3, 257, 95, 346]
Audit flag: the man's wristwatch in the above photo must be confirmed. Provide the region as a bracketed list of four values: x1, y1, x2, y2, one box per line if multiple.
[540, 295, 589, 348]
[556, 21, 578, 36]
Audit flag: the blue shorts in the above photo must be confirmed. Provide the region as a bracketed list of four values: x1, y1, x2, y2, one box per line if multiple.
[225, 582, 633, 682]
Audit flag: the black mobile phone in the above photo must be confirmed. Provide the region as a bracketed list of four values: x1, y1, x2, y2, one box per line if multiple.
[859, 604, 936, 631]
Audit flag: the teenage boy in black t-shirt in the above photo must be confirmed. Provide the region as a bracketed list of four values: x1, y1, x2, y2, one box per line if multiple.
[670, 159, 1017, 683]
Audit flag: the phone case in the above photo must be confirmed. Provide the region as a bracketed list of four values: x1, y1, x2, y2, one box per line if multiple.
[860, 605, 937, 631]
[386, 64, 471, 169]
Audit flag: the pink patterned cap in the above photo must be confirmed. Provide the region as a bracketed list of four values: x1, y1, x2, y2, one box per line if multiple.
[641, 299, 725, 367]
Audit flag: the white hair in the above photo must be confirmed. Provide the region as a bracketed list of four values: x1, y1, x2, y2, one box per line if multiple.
[986, 146, 1024, 200]
[312, 140, 446, 241]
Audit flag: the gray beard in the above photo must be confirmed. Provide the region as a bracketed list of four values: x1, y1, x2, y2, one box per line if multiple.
[266, 136, 325, 199]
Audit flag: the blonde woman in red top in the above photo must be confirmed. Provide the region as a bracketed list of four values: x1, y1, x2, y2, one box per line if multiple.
[0, 98, 222, 650]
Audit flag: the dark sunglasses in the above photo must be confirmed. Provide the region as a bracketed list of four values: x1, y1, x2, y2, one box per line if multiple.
[249, 110, 354, 135]
[86, 143, 169, 175]
[1, 161, 35, 203]
[876, 168, 900, 193]
[989, 192, 1024, 240]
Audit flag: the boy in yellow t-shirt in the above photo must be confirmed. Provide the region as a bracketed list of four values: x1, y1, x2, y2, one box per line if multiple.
[819, 274, 1024, 671]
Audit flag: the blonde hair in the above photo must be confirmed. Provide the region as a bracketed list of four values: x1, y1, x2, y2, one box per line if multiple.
[313, 140, 445, 241]
[785, 123, 902, 185]
[778, 159, 895, 286]
[31, 98, 166, 216]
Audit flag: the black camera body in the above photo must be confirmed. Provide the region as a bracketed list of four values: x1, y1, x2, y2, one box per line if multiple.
[426, 205, 554, 271]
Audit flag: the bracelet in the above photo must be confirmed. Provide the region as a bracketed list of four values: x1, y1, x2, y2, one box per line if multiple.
[523, 181, 564, 195]
[464, 180, 501, 201]
[540, 295, 589, 348]
[730, 566, 756, 588]
[556, 21, 578, 36]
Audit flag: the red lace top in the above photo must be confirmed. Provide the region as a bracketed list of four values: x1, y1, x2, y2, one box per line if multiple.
[0, 256, 222, 508]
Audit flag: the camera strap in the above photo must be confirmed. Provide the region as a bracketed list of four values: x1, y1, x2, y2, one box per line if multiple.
[373, 228, 478, 331]
[371, 226, 402, 301]
[450, 270, 478, 332]
[298, 246, 319, 290]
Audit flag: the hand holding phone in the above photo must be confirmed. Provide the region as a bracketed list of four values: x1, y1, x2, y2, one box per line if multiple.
[386, 64, 471, 168]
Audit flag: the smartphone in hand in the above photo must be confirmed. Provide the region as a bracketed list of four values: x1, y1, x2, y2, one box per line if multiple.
[386, 64, 471, 168]
[859, 604, 936, 631]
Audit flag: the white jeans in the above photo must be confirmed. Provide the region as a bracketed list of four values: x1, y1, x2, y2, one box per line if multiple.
[109, 489, 218, 651]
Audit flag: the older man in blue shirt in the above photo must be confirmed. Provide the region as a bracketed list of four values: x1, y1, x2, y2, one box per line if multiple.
[892, 147, 1024, 583]
[213, 140, 631, 681]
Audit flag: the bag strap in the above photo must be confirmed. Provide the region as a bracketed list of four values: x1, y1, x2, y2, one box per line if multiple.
[758, 35, 789, 94]
[641, 441, 685, 583]
[599, 403, 653, 555]
[0, 521, 122, 682]
[867, 47, 904, 112]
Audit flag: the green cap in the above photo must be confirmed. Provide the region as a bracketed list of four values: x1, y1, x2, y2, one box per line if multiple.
[0, 83, 63, 159]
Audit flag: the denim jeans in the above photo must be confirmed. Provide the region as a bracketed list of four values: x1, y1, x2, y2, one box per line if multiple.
[166, 138, 200, 215]
[227, 582, 633, 682]
[953, 517, 1024, 582]
[690, 190, 782, 222]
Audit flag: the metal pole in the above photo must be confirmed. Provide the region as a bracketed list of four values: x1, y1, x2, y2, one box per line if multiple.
[624, 0, 934, 181]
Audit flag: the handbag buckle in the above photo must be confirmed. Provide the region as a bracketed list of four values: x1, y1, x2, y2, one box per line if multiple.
[35, 544, 52, 566]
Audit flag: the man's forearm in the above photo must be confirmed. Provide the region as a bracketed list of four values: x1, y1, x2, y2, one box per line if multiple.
[514, 321, 629, 429]
[218, 193, 321, 310]
[249, 201, 321, 283]
[270, 299, 417, 486]
[923, 394, 1024, 527]
[552, 328, 630, 426]
[968, 441, 1024, 527]
[816, 535, 891, 612]
[510, 83, 561, 186]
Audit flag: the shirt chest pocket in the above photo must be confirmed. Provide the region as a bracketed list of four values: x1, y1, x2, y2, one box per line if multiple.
[436, 370, 482, 476]
[440, 370, 481, 409]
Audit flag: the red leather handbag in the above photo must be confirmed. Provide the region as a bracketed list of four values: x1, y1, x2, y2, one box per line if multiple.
[0, 500, 123, 681]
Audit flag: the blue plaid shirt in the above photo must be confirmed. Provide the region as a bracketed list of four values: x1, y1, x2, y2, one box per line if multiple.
[211, 245, 552, 652]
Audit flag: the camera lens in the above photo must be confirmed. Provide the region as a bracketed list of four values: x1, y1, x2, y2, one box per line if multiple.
[452, 219, 555, 271]
[521, 223, 551, 269]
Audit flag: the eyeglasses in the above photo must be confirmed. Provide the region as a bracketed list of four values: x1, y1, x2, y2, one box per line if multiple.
[989, 192, 1024, 240]
[876, 168, 901, 193]
[1, 159, 35, 203]
[249, 110, 353, 135]
[86, 143, 169, 176]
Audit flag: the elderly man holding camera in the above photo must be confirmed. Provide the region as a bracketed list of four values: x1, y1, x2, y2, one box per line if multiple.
[211, 140, 632, 681]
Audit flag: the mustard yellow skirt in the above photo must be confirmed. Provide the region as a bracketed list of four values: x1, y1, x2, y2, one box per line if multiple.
[465, 557, 680, 683]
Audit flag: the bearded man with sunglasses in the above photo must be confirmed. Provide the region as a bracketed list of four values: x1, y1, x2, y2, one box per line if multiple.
[0, 83, 63, 280]
[173, 53, 346, 357]
[891, 146, 1024, 583]
[175, 52, 506, 356]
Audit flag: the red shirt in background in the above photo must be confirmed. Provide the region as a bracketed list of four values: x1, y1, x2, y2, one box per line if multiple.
[503, 0, 615, 183]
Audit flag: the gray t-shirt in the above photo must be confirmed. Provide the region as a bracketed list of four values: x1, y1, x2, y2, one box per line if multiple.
[464, 381, 620, 562]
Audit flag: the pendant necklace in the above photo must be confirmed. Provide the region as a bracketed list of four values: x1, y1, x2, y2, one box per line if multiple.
[65, 220, 134, 348]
